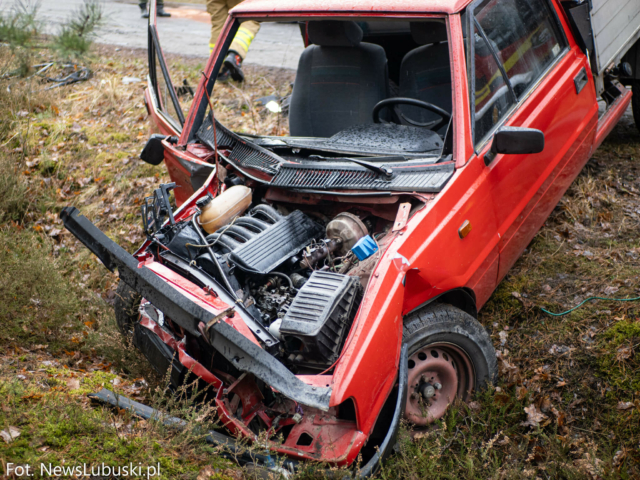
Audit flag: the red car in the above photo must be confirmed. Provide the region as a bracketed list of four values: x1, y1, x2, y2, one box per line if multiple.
[62, 0, 640, 473]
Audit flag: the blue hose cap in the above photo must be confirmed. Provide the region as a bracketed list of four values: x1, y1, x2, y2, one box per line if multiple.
[352, 235, 378, 261]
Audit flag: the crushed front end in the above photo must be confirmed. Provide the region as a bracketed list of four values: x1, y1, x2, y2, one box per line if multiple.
[60, 179, 410, 470]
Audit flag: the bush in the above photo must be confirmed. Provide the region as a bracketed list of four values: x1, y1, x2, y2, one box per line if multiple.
[0, 229, 86, 347]
[52, 0, 104, 59]
[0, 0, 40, 48]
[0, 0, 41, 77]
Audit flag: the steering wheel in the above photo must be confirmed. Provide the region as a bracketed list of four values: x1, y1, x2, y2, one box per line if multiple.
[372, 98, 452, 131]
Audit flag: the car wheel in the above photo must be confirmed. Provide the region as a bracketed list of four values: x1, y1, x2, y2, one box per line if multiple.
[633, 82, 640, 134]
[114, 281, 141, 342]
[402, 303, 497, 426]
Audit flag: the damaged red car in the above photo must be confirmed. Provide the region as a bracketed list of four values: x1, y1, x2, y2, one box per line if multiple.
[61, 0, 640, 474]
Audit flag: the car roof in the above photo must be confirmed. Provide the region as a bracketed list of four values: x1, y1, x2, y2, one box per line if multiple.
[231, 0, 471, 16]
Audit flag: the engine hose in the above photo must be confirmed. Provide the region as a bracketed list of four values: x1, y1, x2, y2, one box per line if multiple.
[192, 213, 241, 303]
[204, 233, 243, 251]
[269, 271, 297, 292]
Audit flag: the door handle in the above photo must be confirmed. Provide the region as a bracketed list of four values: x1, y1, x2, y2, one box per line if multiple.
[574, 68, 588, 94]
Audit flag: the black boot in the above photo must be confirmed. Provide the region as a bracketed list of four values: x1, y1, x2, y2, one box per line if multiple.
[223, 51, 245, 83]
[139, 2, 148, 18]
[157, 4, 172, 17]
[217, 65, 231, 82]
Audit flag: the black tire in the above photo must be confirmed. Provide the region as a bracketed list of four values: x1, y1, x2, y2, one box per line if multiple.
[114, 281, 141, 342]
[633, 82, 640, 134]
[403, 303, 497, 419]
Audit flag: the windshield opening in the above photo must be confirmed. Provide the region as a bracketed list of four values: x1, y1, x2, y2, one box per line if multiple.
[188, 17, 456, 193]
[202, 18, 453, 154]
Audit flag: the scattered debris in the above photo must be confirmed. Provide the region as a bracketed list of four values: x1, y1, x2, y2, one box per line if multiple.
[122, 76, 141, 85]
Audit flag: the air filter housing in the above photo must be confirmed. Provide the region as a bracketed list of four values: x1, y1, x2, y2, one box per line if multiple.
[280, 271, 362, 368]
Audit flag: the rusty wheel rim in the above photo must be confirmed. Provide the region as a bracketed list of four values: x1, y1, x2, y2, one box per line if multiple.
[404, 343, 475, 426]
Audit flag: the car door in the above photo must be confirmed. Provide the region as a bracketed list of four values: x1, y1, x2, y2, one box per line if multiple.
[468, 0, 598, 281]
[146, 0, 184, 137]
[145, 0, 214, 204]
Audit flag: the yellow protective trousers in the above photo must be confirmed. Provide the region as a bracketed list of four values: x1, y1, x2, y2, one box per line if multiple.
[206, 0, 260, 58]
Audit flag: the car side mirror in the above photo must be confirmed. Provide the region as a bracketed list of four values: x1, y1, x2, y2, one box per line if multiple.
[485, 127, 545, 166]
[491, 127, 545, 155]
[140, 134, 178, 166]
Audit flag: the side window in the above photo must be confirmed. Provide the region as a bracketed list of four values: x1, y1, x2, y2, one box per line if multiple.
[472, 27, 516, 143]
[471, 0, 566, 145]
[475, 0, 565, 98]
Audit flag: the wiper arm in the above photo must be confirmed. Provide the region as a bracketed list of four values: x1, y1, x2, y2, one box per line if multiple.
[309, 155, 396, 178]
[344, 157, 394, 177]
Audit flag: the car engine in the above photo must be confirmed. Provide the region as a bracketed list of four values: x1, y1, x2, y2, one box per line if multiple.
[146, 184, 385, 373]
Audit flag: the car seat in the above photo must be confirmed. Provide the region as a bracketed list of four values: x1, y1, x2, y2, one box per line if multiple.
[289, 20, 389, 138]
[398, 22, 452, 135]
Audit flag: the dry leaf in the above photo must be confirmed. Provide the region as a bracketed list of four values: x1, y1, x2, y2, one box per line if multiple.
[521, 404, 548, 428]
[197, 465, 216, 480]
[516, 386, 528, 400]
[613, 449, 627, 468]
[468, 401, 481, 412]
[616, 346, 633, 362]
[549, 344, 573, 355]
[603, 286, 619, 296]
[1, 426, 21, 443]
[197, 466, 245, 480]
[574, 452, 604, 478]
[617, 401, 634, 410]
[66, 378, 80, 390]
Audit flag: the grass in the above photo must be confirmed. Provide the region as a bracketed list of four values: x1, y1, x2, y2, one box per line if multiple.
[2, 36, 640, 478]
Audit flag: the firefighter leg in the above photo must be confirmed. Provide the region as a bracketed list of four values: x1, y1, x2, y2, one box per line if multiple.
[229, 20, 260, 60]
[206, 0, 229, 54]
[222, 20, 260, 82]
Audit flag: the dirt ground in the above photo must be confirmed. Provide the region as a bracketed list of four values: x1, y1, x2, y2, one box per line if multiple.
[2, 43, 640, 479]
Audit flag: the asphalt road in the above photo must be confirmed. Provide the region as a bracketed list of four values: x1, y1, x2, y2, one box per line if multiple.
[6, 0, 304, 68]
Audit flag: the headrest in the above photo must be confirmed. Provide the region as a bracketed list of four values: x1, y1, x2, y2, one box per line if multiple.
[307, 21, 363, 47]
[410, 22, 448, 45]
